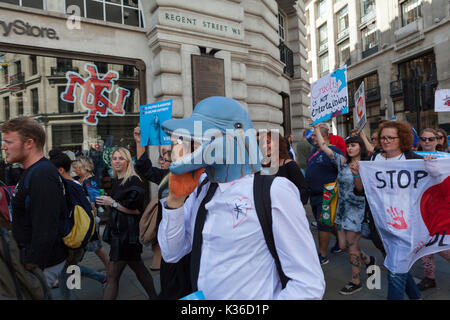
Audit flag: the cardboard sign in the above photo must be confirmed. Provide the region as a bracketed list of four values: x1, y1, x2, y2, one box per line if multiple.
[310, 66, 349, 125]
[140, 100, 172, 146]
[354, 81, 367, 133]
[435, 89, 450, 112]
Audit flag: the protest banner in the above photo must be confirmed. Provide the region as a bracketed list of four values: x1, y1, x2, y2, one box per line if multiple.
[310, 66, 349, 125]
[414, 151, 450, 159]
[435, 89, 450, 112]
[359, 159, 450, 273]
[140, 100, 172, 146]
[354, 81, 366, 133]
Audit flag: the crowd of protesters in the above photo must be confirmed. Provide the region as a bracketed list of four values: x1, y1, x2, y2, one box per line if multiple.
[0, 112, 448, 301]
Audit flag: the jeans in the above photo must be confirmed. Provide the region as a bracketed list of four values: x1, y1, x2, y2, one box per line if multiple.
[387, 270, 422, 300]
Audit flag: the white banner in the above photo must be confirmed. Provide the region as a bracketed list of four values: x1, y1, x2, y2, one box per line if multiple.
[435, 89, 450, 112]
[359, 159, 450, 273]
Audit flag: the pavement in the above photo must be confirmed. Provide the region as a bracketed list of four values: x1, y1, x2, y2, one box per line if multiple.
[60, 204, 450, 300]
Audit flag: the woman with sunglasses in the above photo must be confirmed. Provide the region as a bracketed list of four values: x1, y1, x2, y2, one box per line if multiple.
[435, 128, 449, 153]
[416, 128, 439, 152]
[133, 126, 192, 300]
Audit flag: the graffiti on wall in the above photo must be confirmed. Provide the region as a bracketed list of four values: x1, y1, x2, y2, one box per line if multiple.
[61, 63, 130, 125]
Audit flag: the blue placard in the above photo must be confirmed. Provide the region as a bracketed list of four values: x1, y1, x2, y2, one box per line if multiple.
[179, 291, 206, 300]
[139, 100, 172, 146]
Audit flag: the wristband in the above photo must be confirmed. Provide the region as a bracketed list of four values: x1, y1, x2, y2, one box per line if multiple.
[352, 173, 360, 178]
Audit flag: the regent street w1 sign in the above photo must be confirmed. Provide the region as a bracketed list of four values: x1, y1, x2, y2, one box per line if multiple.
[0, 19, 59, 40]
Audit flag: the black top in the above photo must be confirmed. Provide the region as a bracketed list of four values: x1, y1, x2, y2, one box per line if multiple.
[135, 152, 169, 186]
[107, 175, 146, 246]
[276, 160, 310, 205]
[11, 158, 67, 269]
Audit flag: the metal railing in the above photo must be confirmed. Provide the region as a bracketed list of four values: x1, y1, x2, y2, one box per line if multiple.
[337, 28, 349, 41]
[9, 72, 25, 86]
[362, 45, 378, 59]
[279, 42, 294, 78]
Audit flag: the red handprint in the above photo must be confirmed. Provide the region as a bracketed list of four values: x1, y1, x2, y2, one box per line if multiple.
[386, 206, 408, 230]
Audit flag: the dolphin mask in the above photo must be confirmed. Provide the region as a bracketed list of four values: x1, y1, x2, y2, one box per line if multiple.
[161, 96, 262, 183]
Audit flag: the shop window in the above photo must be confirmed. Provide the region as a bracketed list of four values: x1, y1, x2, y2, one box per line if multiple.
[52, 124, 83, 150]
[0, 51, 142, 158]
[401, 0, 421, 27]
[0, 0, 45, 9]
[31, 88, 39, 114]
[58, 86, 74, 113]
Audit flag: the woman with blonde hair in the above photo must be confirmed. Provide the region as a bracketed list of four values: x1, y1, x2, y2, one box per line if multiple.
[72, 156, 110, 272]
[96, 147, 157, 300]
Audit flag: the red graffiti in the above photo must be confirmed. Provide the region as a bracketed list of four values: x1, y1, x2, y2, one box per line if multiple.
[386, 206, 408, 230]
[61, 64, 130, 125]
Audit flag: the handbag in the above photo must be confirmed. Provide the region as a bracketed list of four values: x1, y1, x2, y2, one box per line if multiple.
[138, 196, 159, 246]
[319, 180, 338, 226]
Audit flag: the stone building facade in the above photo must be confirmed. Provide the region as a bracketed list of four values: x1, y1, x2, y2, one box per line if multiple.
[305, 0, 450, 136]
[0, 0, 310, 160]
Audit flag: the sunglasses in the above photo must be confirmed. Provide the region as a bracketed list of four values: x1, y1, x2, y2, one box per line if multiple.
[420, 137, 436, 142]
[436, 136, 444, 140]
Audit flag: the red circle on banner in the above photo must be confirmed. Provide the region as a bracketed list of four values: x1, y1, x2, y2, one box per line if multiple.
[323, 191, 331, 201]
[356, 96, 363, 118]
[420, 176, 450, 236]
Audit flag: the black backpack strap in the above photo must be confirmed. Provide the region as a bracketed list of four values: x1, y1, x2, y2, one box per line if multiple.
[253, 173, 290, 289]
[190, 182, 218, 292]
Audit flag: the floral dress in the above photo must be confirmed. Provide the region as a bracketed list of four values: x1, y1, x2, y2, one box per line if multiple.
[332, 152, 366, 232]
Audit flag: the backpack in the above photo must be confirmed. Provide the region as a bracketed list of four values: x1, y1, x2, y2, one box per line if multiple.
[0, 180, 12, 230]
[0, 226, 51, 300]
[23, 161, 96, 249]
[190, 173, 290, 292]
[139, 195, 159, 246]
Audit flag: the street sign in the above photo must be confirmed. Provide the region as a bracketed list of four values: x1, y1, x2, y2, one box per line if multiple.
[354, 81, 366, 133]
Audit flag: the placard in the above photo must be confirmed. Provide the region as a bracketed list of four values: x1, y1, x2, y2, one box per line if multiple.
[435, 89, 450, 112]
[310, 66, 349, 125]
[354, 81, 367, 133]
[140, 100, 172, 146]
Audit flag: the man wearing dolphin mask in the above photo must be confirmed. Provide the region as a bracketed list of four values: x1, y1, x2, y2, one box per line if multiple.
[157, 96, 325, 299]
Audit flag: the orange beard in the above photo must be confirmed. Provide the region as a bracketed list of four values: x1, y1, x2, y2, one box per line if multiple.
[169, 168, 205, 198]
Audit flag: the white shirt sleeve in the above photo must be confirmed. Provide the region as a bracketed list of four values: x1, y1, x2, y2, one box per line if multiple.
[157, 181, 206, 263]
[270, 177, 326, 300]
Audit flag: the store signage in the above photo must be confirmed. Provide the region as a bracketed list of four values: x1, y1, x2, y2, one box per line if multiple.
[0, 19, 59, 40]
[162, 11, 242, 37]
[60, 64, 130, 126]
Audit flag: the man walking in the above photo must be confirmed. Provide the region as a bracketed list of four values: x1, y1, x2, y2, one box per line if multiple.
[305, 125, 343, 265]
[1, 117, 68, 288]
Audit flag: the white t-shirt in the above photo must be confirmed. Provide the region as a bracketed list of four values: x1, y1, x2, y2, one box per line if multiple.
[374, 153, 405, 161]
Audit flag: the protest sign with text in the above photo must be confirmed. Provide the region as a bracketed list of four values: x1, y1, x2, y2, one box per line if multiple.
[140, 100, 172, 146]
[435, 89, 450, 112]
[354, 81, 366, 133]
[310, 66, 349, 125]
[359, 159, 450, 274]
